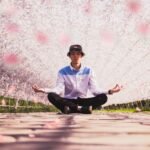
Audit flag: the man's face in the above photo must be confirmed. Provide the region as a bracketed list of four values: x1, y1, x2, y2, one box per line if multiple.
[69, 51, 83, 64]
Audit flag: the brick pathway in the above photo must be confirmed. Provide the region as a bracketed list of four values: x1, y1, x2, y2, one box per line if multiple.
[0, 112, 150, 150]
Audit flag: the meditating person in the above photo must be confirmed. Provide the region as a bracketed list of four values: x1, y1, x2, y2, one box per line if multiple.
[32, 44, 122, 114]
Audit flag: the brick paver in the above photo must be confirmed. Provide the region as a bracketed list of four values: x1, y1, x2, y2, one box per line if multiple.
[0, 112, 150, 150]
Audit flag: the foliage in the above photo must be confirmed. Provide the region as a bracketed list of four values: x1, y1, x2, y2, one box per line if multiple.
[0, 96, 58, 113]
[103, 99, 150, 112]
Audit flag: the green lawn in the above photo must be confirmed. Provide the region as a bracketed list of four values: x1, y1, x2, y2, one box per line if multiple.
[0, 96, 149, 113]
[103, 99, 150, 112]
[94, 108, 136, 113]
[0, 96, 58, 113]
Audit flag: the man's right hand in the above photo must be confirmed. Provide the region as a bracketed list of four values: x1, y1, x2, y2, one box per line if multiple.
[32, 84, 41, 93]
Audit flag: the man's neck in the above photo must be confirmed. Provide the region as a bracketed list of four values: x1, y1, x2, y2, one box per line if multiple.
[71, 62, 81, 70]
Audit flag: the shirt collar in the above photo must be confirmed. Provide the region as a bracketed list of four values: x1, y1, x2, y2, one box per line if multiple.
[69, 64, 84, 71]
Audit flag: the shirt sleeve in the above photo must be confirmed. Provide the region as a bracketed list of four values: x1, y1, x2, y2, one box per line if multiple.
[88, 69, 108, 95]
[39, 72, 65, 95]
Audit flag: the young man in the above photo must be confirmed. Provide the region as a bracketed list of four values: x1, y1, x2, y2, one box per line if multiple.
[32, 44, 122, 114]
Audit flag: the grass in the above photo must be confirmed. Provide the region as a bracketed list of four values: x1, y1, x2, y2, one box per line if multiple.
[95, 108, 137, 113]
[0, 95, 149, 113]
[103, 99, 150, 112]
[0, 96, 59, 113]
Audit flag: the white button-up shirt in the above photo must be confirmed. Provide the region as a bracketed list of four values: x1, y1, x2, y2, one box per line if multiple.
[40, 65, 108, 99]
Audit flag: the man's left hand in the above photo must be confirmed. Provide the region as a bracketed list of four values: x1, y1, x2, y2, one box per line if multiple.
[109, 84, 123, 94]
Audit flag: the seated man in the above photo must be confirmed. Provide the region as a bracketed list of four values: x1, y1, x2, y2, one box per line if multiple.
[32, 44, 122, 114]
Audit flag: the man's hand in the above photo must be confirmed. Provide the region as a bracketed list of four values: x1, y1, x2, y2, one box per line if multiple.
[109, 84, 123, 94]
[32, 84, 42, 93]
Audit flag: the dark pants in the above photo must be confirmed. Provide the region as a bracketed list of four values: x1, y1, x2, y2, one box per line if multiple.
[47, 92, 107, 112]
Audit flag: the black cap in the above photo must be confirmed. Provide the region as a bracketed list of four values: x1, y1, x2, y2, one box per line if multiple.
[67, 44, 85, 56]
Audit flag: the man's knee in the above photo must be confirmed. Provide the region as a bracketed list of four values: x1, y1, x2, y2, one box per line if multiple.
[96, 93, 108, 103]
[47, 92, 57, 102]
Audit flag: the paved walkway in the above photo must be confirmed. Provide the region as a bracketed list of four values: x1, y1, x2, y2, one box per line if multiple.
[0, 112, 150, 150]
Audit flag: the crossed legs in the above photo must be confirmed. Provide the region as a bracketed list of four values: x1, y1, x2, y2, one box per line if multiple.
[47, 92, 108, 113]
